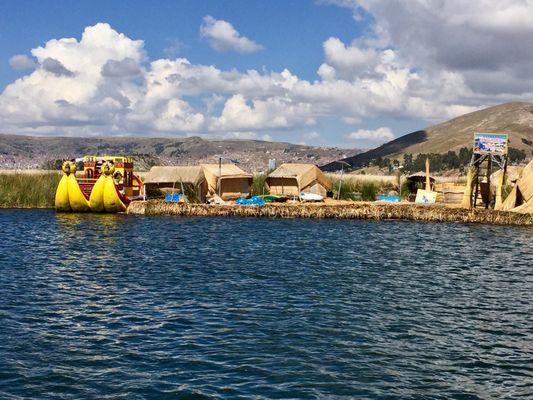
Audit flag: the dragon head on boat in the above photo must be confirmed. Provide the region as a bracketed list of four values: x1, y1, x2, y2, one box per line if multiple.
[61, 161, 76, 175]
[101, 161, 115, 176]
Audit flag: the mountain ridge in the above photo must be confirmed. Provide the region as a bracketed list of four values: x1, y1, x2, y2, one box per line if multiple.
[321, 102, 533, 171]
[0, 134, 359, 172]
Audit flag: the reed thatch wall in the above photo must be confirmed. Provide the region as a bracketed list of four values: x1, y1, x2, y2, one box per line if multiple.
[127, 200, 533, 226]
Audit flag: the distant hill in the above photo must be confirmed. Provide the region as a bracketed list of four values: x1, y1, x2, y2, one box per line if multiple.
[0, 134, 360, 172]
[321, 102, 533, 171]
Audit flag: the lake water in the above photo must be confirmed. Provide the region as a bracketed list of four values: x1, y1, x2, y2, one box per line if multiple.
[0, 210, 531, 399]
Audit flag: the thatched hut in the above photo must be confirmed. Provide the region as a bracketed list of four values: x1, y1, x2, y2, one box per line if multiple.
[406, 171, 436, 190]
[499, 159, 533, 213]
[266, 163, 333, 197]
[200, 164, 253, 201]
[143, 166, 208, 202]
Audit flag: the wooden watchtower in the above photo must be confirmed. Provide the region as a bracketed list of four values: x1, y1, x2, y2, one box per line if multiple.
[462, 133, 508, 209]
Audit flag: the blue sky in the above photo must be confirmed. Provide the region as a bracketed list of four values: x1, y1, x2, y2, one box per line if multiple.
[0, 1, 363, 84]
[0, 1, 530, 147]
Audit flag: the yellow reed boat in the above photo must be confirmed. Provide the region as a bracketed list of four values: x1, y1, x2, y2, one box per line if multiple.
[55, 155, 144, 213]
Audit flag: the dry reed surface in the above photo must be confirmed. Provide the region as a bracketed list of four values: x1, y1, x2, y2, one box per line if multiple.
[127, 200, 533, 226]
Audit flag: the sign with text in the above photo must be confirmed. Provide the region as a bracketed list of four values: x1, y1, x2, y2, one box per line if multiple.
[473, 133, 508, 155]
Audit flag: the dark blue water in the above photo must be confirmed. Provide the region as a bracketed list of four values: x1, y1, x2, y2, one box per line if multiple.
[0, 210, 531, 399]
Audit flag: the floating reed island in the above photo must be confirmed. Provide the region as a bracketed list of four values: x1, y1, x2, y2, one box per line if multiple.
[127, 200, 533, 226]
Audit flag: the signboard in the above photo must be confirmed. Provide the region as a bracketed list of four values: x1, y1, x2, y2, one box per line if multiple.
[415, 189, 437, 204]
[473, 133, 508, 155]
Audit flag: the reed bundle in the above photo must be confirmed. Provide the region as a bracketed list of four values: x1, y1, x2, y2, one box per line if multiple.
[127, 200, 533, 226]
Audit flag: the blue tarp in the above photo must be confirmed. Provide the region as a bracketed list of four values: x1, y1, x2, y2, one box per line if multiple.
[235, 196, 266, 206]
[165, 193, 183, 202]
[377, 195, 401, 202]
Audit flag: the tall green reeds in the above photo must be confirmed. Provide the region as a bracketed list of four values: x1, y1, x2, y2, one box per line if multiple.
[0, 172, 61, 208]
[251, 173, 268, 196]
[331, 176, 392, 201]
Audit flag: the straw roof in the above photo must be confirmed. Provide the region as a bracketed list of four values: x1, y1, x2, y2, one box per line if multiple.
[144, 166, 205, 186]
[517, 159, 533, 201]
[407, 171, 436, 181]
[500, 159, 533, 212]
[267, 163, 332, 190]
[200, 163, 252, 179]
[200, 163, 253, 197]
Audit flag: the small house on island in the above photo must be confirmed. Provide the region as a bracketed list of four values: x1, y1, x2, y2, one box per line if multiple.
[267, 163, 333, 197]
[406, 171, 436, 191]
[143, 166, 208, 202]
[201, 163, 253, 201]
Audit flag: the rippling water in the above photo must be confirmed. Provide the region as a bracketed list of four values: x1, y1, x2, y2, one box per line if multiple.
[0, 210, 532, 399]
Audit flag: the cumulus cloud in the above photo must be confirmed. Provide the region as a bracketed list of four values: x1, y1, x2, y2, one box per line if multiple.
[200, 16, 262, 53]
[319, 37, 379, 80]
[211, 94, 315, 131]
[9, 54, 37, 70]
[345, 127, 394, 143]
[0, 15, 530, 139]
[326, 0, 533, 98]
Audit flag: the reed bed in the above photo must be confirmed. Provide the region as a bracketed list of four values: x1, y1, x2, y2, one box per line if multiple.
[127, 200, 533, 226]
[329, 175, 394, 200]
[0, 172, 61, 208]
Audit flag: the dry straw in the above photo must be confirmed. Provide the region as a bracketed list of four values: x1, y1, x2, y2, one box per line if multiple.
[127, 200, 533, 226]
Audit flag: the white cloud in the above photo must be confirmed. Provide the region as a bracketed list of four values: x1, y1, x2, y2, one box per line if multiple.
[327, 0, 533, 97]
[200, 16, 262, 53]
[320, 37, 379, 80]
[9, 54, 37, 70]
[211, 94, 315, 131]
[1, 16, 531, 140]
[0, 23, 203, 135]
[345, 127, 394, 144]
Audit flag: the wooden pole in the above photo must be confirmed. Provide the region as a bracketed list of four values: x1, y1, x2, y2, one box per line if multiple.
[218, 157, 222, 198]
[461, 166, 475, 209]
[425, 157, 431, 191]
[338, 163, 344, 200]
[396, 169, 401, 197]
[486, 156, 492, 208]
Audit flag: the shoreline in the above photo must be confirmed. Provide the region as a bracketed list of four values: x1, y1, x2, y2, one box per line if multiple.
[3, 201, 531, 226]
[126, 200, 533, 226]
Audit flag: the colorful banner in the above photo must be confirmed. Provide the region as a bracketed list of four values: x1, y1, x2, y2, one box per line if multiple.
[473, 133, 508, 155]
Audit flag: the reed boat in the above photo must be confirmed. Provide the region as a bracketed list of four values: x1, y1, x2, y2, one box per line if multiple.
[55, 155, 144, 212]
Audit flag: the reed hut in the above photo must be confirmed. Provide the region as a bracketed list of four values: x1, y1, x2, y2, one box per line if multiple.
[434, 182, 466, 205]
[200, 163, 253, 201]
[499, 159, 533, 213]
[406, 171, 436, 190]
[143, 166, 208, 202]
[266, 163, 332, 197]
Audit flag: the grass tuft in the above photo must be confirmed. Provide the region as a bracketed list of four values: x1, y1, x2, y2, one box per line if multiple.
[251, 173, 268, 196]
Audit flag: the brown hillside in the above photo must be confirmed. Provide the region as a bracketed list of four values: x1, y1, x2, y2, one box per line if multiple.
[322, 102, 533, 171]
[0, 134, 360, 172]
